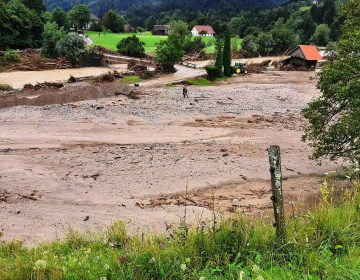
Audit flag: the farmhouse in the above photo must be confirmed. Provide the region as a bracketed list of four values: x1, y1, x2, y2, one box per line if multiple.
[284, 45, 323, 70]
[153, 25, 171, 35]
[125, 24, 135, 33]
[191, 25, 215, 37]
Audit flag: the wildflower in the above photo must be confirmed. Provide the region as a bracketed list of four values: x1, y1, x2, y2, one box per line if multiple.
[185, 258, 191, 263]
[181, 263, 187, 271]
[252, 265, 260, 273]
[151, 257, 155, 262]
[354, 168, 360, 172]
[34, 260, 47, 269]
[246, 243, 250, 246]
[256, 276, 264, 280]
[239, 270, 245, 280]
[104, 264, 110, 270]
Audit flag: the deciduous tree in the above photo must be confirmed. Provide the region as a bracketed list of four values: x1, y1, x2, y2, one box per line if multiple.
[302, 0, 360, 164]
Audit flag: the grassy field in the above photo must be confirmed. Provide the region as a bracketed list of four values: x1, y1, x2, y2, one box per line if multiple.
[1, 174, 360, 279]
[85, 31, 242, 54]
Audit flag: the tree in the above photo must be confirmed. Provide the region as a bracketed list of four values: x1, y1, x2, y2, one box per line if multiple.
[183, 36, 205, 54]
[68, 4, 91, 31]
[170, 20, 189, 39]
[311, 24, 331, 46]
[41, 21, 66, 58]
[117, 35, 145, 57]
[146, 15, 156, 31]
[102, 10, 125, 33]
[155, 33, 184, 72]
[0, 0, 44, 50]
[52, 7, 70, 30]
[89, 19, 103, 32]
[59, 33, 86, 66]
[214, 37, 223, 77]
[241, 35, 257, 56]
[257, 32, 274, 56]
[21, 0, 46, 14]
[222, 27, 232, 77]
[302, 0, 360, 164]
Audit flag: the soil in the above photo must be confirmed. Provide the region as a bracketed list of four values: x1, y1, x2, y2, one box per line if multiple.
[0, 70, 344, 244]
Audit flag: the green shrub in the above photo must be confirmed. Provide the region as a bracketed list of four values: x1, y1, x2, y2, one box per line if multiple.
[230, 66, 234, 74]
[59, 33, 86, 66]
[3, 50, 20, 64]
[206, 66, 219, 80]
[117, 35, 145, 58]
[0, 84, 13, 91]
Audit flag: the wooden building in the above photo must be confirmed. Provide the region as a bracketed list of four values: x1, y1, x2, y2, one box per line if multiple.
[285, 45, 323, 70]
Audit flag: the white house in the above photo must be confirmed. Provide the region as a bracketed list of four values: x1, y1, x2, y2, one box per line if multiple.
[191, 25, 216, 37]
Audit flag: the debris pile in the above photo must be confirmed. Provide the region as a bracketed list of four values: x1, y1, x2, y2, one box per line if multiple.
[23, 82, 65, 91]
[246, 60, 272, 73]
[91, 71, 123, 83]
[231, 50, 252, 59]
[4, 49, 71, 71]
[182, 50, 208, 61]
[279, 63, 309, 71]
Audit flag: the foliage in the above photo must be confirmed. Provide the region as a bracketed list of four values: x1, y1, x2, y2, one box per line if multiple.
[89, 19, 103, 32]
[170, 20, 189, 39]
[102, 10, 126, 33]
[137, 27, 145, 33]
[302, 0, 360, 164]
[155, 33, 184, 72]
[183, 37, 206, 54]
[205, 66, 219, 80]
[68, 4, 91, 31]
[324, 41, 338, 62]
[116, 35, 145, 58]
[2, 50, 21, 64]
[52, 6, 70, 30]
[231, 38, 238, 52]
[41, 22, 66, 59]
[0, 0, 44, 50]
[311, 23, 331, 46]
[21, 0, 46, 13]
[241, 35, 257, 55]
[214, 37, 223, 78]
[2, 177, 360, 279]
[187, 77, 213, 86]
[0, 84, 13, 91]
[257, 32, 274, 56]
[59, 33, 86, 66]
[222, 27, 232, 77]
[146, 15, 156, 31]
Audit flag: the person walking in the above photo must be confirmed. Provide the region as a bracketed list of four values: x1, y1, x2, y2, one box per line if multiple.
[183, 86, 189, 98]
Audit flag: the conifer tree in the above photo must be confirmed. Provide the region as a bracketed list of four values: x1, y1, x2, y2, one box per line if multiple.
[214, 37, 223, 78]
[223, 27, 232, 77]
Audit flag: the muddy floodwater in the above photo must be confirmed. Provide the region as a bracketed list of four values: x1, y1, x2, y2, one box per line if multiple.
[0, 70, 342, 244]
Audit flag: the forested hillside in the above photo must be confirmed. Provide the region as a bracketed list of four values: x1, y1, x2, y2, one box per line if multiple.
[45, 0, 289, 16]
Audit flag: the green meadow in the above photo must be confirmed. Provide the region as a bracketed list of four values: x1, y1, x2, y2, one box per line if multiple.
[85, 31, 242, 54]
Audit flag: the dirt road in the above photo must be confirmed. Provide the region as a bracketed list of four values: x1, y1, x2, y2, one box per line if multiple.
[0, 71, 341, 244]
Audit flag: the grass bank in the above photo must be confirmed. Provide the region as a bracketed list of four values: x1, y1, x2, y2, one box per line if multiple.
[1, 177, 360, 279]
[85, 31, 242, 54]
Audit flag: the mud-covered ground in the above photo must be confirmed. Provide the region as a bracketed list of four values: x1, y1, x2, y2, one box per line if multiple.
[0, 71, 342, 244]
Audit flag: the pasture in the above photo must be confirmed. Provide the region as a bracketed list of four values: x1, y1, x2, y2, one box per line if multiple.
[85, 31, 242, 54]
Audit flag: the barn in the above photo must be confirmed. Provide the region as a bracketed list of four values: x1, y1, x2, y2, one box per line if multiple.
[285, 45, 323, 70]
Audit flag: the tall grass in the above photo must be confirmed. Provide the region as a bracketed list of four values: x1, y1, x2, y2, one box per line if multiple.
[1, 178, 360, 279]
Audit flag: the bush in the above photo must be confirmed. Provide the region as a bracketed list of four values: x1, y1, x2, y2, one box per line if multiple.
[183, 37, 206, 54]
[117, 35, 145, 58]
[206, 66, 219, 80]
[59, 33, 86, 66]
[0, 84, 13, 91]
[3, 50, 20, 64]
[155, 33, 184, 72]
[241, 35, 258, 56]
[229, 66, 234, 74]
[41, 22, 66, 59]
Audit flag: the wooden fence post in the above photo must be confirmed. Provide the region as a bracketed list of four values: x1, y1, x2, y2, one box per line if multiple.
[268, 145, 286, 240]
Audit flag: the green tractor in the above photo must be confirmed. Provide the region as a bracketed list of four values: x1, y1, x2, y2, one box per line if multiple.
[234, 62, 248, 74]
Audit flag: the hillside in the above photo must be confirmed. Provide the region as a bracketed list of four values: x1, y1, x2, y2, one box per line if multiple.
[45, 0, 289, 16]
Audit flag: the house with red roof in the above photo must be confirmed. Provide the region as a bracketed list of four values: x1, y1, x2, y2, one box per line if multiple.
[191, 25, 216, 37]
[286, 45, 323, 70]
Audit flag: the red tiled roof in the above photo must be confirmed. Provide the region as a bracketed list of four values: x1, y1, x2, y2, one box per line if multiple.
[193, 25, 215, 34]
[299, 45, 322, 60]
[125, 24, 132, 28]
